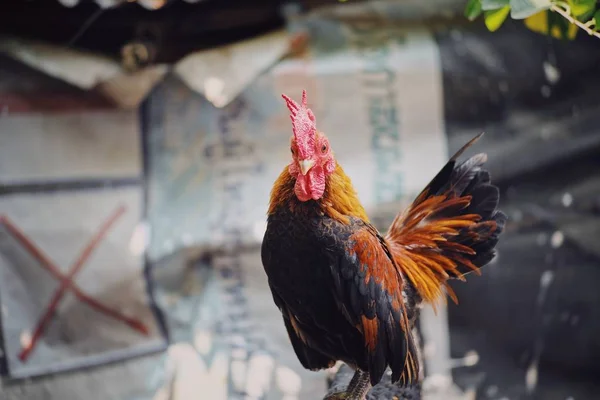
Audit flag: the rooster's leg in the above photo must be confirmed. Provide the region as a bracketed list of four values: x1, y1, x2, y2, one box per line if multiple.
[324, 370, 371, 400]
[345, 369, 363, 392]
[347, 370, 371, 399]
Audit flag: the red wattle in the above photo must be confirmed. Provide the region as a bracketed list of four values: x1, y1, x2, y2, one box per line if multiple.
[294, 166, 326, 201]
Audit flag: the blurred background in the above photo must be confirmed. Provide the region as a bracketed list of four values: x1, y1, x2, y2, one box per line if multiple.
[1, 0, 600, 399]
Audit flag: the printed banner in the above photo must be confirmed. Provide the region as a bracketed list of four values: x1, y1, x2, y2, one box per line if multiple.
[146, 21, 446, 262]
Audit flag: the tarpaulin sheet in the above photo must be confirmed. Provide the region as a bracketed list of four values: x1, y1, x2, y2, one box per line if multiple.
[0, 111, 166, 380]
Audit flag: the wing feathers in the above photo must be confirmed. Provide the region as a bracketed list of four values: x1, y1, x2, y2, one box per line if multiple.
[327, 224, 420, 386]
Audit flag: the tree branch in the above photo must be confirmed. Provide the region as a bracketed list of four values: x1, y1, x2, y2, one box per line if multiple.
[551, 3, 600, 39]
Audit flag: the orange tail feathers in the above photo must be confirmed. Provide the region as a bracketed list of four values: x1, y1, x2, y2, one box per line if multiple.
[385, 134, 507, 306]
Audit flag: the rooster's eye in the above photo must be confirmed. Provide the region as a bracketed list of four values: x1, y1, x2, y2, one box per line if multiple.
[321, 144, 327, 153]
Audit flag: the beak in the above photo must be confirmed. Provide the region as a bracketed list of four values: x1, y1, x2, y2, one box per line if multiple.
[299, 159, 315, 175]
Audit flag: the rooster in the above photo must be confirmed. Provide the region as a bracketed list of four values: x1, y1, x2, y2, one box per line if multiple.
[261, 90, 506, 400]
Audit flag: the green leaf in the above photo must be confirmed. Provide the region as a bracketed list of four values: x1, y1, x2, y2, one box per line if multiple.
[549, 8, 571, 39]
[481, 0, 510, 10]
[465, 0, 483, 21]
[568, 0, 596, 19]
[484, 6, 511, 31]
[548, 8, 576, 40]
[510, 0, 552, 19]
[594, 9, 600, 28]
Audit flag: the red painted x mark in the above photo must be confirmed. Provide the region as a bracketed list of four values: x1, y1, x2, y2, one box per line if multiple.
[0, 205, 149, 363]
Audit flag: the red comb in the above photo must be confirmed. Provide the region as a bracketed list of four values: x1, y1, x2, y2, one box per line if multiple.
[281, 90, 316, 159]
